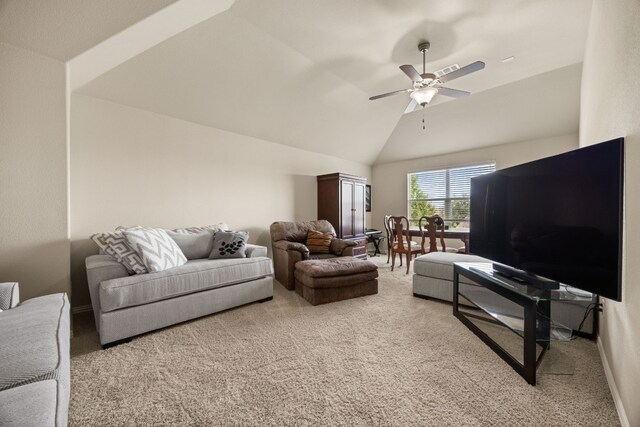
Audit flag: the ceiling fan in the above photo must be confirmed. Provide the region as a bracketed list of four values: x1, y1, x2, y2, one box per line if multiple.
[369, 41, 485, 114]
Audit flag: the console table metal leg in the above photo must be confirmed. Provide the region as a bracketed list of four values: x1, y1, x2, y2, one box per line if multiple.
[523, 301, 537, 385]
[537, 300, 551, 348]
[453, 271, 459, 314]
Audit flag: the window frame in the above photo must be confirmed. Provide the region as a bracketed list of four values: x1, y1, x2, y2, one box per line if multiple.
[407, 162, 496, 228]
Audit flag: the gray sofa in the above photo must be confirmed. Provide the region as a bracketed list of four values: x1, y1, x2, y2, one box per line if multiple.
[413, 252, 595, 335]
[86, 244, 273, 346]
[0, 283, 70, 427]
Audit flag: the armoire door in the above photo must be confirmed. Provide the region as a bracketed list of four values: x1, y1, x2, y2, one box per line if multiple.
[340, 179, 355, 238]
[353, 182, 366, 237]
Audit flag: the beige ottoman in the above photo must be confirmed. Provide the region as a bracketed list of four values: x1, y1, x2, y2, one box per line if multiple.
[294, 257, 378, 305]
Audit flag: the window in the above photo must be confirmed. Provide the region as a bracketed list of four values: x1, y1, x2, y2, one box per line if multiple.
[408, 163, 496, 229]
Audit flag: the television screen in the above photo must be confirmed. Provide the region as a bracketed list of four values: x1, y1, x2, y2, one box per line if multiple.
[469, 138, 624, 301]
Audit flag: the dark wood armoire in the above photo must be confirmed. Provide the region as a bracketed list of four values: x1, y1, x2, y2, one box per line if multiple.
[317, 173, 367, 259]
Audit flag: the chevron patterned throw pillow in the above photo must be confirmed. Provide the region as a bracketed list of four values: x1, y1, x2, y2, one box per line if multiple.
[123, 228, 187, 272]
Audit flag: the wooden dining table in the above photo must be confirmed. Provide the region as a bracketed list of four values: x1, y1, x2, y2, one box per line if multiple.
[407, 227, 470, 254]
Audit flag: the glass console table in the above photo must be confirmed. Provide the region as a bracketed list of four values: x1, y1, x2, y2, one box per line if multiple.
[453, 262, 596, 385]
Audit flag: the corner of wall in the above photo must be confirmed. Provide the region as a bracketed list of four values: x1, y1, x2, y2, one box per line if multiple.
[597, 336, 630, 427]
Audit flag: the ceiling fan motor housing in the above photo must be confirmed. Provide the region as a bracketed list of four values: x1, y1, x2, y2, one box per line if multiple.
[418, 41, 431, 53]
[419, 73, 437, 85]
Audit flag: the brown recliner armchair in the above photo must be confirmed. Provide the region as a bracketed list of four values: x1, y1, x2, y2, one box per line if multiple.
[270, 220, 357, 290]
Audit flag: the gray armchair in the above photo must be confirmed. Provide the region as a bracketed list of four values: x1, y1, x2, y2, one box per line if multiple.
[0, 282, 19, 311]
[270, 220, 357, 290]
[0, 282, 70, 426]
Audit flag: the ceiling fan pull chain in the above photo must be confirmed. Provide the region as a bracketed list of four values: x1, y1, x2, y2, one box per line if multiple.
[422, 109, 426, 130]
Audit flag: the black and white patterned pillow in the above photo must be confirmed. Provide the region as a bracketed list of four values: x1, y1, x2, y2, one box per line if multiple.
[123, 228, 187, 272]
[209, 231, 249, 259]
[91, 232, 148, 274]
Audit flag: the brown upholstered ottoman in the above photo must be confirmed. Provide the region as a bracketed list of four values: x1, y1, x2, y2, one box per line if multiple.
[294, 256, 378, 305]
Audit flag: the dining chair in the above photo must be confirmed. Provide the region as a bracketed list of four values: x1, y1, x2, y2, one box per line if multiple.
[418, 215, 446, 253]
[384, 214, 406, 266]
[418, 215, 465, 254]
[387, 215, 423, 274]
[383, 215, 393, 264]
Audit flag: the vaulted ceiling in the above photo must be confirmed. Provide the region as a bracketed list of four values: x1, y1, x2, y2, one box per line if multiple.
[0, 0, 178, 61]
[1, 0, 592, 165]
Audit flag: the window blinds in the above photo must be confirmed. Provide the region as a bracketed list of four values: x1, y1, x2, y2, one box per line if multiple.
[408, 163, 495, 225]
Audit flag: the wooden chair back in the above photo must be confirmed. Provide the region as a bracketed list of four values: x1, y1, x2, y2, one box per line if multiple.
[383, 214, 393, 251]
[418, 215, 447, 253]
[387, 216, 411, 254]
[383, 214, 399, 264]
[387, 215, 423, 273]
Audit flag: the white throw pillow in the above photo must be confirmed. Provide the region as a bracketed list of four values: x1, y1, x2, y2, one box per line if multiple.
[123, 228, 187, 272]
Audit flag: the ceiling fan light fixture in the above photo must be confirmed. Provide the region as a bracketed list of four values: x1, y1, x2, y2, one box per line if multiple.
[410, 87, 438, 106]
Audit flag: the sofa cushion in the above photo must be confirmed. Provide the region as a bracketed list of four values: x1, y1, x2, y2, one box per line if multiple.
[296, 256, 378, 278]
[123, 228, 188, 272]
[294, 257, 378, 289]
[166, 230, 214, 260]
[309, 253, 337, 261]
[209, 231, 249, 259]
[99, 257, 274, 312]
[413, 252, 490, 284]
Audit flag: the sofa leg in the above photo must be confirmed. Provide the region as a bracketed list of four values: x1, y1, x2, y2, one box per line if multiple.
[102, 337, 133, 350]
[257, 296, 273, 303]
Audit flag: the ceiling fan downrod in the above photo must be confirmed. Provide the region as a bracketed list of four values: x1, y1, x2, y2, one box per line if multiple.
[418, 41, 430, 75]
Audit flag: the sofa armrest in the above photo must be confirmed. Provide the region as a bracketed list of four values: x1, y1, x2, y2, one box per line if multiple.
[85, 255, 129, 328]
[271, 240, 310, 290]
[0, 282, 19, 310]
[245, 244, 268, 258]
[272, 240, 310, 256]
[330, 238, 357, 256]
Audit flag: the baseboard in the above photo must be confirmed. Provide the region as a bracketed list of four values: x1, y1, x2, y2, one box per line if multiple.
[597, 336, 630, 427]
[71, 304, 92, 314]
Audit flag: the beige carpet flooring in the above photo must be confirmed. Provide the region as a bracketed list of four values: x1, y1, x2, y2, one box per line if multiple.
[70, 257, 620, 426]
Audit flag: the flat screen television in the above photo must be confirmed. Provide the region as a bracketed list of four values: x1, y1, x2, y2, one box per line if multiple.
[469, 138, 624, 301]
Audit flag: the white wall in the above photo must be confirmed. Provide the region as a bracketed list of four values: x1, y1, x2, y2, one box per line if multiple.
[70, 93, 372, 307]
[371, 134, 579, 232]
[580, 1, 640, 425]
[0, 42, 69, 301]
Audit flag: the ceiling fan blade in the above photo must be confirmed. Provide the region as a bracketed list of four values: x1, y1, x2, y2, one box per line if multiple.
[369, 88, 410, 100]
[437, 87, 471, 98]
[438, 61, 485, 83]
[400, 64, 423, 82]
[404, 98, 418, 114]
